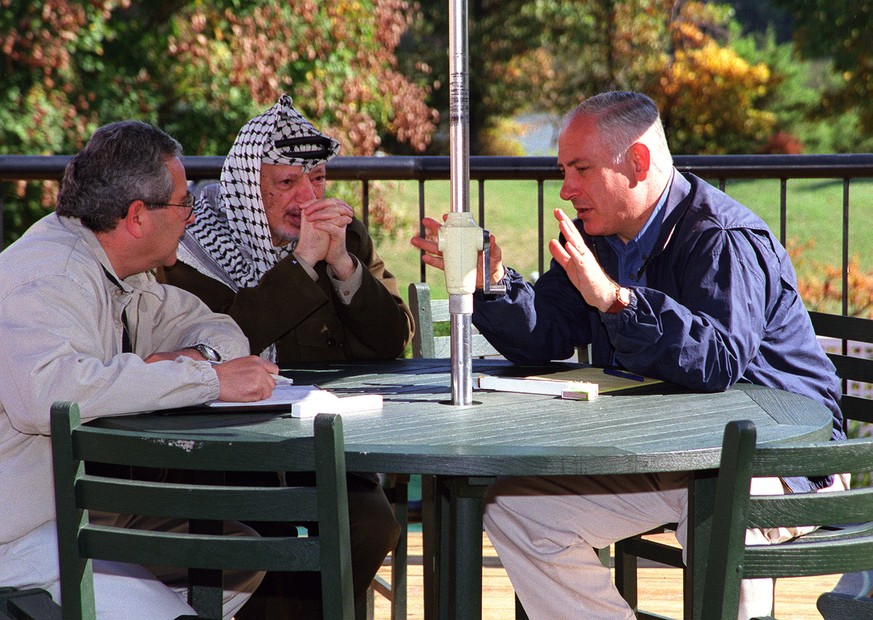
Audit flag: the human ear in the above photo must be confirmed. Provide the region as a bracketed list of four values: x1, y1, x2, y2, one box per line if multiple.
[629, 142, 651, 182]
[122, 200, 148, 239]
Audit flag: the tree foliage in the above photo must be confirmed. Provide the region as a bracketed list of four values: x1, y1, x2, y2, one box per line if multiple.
[790, 241, 873, 319]
[0, 0, 438, 244]
[770, 1, 873, 134]
[159, 1, 437, 155]
[654, 2, 777, 154]
[517, 0, 672, 117]
[1, 0, 437, 157]
[402, 0, 801, 155]
[401, 0, 676, 153]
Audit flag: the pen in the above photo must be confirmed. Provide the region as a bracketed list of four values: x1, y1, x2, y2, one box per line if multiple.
[603, 368, 645, 382]
[271, 374, 294, 385]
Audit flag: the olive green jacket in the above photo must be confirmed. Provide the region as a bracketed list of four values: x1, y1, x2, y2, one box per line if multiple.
[160, 218, 413, 363]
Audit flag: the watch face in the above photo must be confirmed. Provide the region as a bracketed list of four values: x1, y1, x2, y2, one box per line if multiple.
[195, 344, 220, 362]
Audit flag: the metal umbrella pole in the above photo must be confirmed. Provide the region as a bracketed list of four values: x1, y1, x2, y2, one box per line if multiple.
[441, 0, 477, 406]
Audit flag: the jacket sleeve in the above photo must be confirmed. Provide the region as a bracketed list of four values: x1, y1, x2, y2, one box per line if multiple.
[0, 274, 228, 434]
[472, 263, 595, 365]
[605, 227, 769, 391]
[132, 273, 251, 362]
[160, 256, 326, 355]
[474, 226, 772, 386]
[159, 218, 413, 359]
[333, 221, 413, 359]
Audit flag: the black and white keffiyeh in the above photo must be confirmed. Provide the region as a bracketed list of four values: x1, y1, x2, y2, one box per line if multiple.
[177, 93, 341, 290]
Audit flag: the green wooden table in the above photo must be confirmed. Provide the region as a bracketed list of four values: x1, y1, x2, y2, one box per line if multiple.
[92, 358, 834, 619]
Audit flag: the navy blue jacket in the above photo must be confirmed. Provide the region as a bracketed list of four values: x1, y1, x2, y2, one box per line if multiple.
[474, 172, 844, 488]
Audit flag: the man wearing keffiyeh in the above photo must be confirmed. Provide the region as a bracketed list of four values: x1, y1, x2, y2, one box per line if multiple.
[162, 93, 413, 363]
[159, 94, 408, 618]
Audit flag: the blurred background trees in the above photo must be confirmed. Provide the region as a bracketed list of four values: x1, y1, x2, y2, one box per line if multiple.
[399, 0, 873, 156]
[5, 0, 873, 160]
[1, 0, 437, 237]
[3, 0, 873, 246]
[0, 0, 436, 156]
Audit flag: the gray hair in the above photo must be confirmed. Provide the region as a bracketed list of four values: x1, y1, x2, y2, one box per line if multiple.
[56, 120, 183, 232]
[564, 92, 672, 166]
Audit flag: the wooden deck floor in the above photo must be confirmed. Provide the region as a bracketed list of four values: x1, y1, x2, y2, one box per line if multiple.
[371, 531, 840, 619]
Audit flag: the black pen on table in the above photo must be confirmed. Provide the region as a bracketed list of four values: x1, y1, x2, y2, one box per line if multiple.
[603, 367, 645, 382]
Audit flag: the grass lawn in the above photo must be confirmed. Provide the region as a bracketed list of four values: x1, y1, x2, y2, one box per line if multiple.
[357, 177, 872, 305]
[723, 177, 873, 268]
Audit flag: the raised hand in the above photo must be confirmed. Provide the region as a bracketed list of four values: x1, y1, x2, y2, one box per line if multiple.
[548, 208, 617, 312]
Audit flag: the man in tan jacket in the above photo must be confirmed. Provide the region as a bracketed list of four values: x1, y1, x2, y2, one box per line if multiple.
[0, 120, 277, 619]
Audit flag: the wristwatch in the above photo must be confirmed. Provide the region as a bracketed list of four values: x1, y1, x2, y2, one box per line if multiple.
[191, 343, 221, 363]
[605, 284, 631, 314]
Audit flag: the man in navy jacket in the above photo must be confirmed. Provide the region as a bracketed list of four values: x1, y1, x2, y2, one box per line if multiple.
[411, 91, 844, 619]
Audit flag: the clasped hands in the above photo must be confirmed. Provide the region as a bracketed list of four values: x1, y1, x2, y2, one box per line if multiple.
[294, 198, 356, 280]
[411, 209, 620, 311]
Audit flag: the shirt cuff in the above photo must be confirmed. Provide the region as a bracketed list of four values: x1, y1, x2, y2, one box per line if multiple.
[327, 256, 362, 305]
[291, 252, 320, 282]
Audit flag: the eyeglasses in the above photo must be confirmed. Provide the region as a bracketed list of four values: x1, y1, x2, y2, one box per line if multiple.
[145, 193, 196, 222]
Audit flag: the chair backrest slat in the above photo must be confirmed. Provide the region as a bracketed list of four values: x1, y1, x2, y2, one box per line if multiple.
[749, 440, 873, 477]
[809, 312, 873, 346]
[747, 488, 873, 529]
[79, 526, 321, 572]
[74, 428, 317, 471]
[809, 311, 873, 425]
[408, 282, 502, 359]
[77, 476, 319, 522]
[842, 394, 873, 424]
[742, 537, 873, 579]
[829, 354, 873, 384]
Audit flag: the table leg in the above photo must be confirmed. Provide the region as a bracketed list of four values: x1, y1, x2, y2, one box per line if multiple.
[437, 479, 454, 618]
[687, 469, 717, 620]
[428, 476, 492, 620]
[422, 475, 440, 620]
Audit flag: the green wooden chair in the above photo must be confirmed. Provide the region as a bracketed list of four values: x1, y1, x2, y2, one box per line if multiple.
[616, 312, 873, 618]
[809, 310, 873, 616]
[702, 419, 873, 619]
[809, 311, 873, 425]
[0, 588, 61, 619]
[50, 402, 354, 620]
[408, 281, 502, 359]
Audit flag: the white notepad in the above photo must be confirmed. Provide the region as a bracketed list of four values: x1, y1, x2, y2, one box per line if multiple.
[207, 384, 383, 418]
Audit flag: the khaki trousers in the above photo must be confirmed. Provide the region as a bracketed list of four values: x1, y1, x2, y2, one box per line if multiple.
[483, 472, 849, 620]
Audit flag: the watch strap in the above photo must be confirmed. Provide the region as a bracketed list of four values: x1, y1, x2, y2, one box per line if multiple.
[605, 285, 630, 314]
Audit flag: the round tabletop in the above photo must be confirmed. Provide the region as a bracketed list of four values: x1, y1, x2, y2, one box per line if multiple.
[94, 358, 835, 477]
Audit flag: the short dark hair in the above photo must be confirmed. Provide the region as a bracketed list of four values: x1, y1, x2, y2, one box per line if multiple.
[56, 121, 183, 232]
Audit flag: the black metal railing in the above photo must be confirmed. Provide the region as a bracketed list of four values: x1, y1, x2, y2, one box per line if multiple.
[3, 153, 872, 314]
